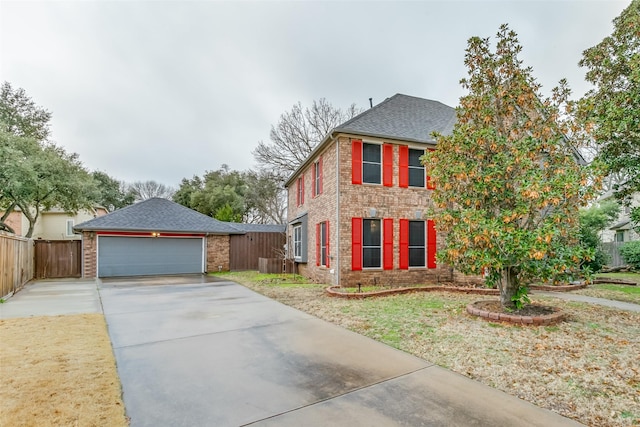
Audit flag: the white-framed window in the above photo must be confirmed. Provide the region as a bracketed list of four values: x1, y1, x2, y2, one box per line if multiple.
[615, 230, 625, 242]
[363, 218, 381, 268]
[319, 222, 328, 266]
[66, 219, 75, 237]
[362, 143, 382, 184]
[408, 149, 425, 188]
[409, 220, 426, 267]
[293, 225, 302, 259]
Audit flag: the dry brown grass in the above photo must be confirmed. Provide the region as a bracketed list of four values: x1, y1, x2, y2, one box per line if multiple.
[222, 272, 640, 427]
[0, 314, 128, 427]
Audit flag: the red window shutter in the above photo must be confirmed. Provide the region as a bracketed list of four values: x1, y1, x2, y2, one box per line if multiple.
[427, 148, 435, 190]
[399, 145, 408, 188]
[316, 223, 321, 266]
[399, 219, 409, 270]
[383, 144, 393, 187]
[352, 140, 362, 185]
[352, 218, 362, 271]
[296, 178, 300, 206]
[312, 164, 317, 197]
[427, 219, 437, 269]
[325, 221, 330, 268]
[383, 218, 393, 270]
[319, 156, 323, 194]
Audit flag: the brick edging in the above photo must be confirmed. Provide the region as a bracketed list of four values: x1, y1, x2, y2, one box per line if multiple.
[326, 282, 586, 299]
[592, 278, 637, 286]
[466, 301, 565, 325]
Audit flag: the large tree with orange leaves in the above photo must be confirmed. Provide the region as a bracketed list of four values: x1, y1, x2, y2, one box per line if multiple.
[425, 25, 600, 309]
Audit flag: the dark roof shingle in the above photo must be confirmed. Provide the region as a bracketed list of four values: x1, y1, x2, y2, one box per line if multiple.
[74, 198, 243, 234]
[335, 94, 456, 143]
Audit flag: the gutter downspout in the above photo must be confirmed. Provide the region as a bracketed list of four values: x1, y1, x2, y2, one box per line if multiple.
[335, 134, 340, 287]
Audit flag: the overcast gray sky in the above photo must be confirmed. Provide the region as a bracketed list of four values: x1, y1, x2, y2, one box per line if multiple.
[0, 0, 629, 187]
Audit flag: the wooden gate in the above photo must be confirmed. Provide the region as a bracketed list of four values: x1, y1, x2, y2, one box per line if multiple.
[34, 240, 82, 279]
[230, 232, 285, 271]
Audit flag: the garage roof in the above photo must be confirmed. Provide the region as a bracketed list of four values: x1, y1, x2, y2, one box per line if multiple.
[74, 198, 244, 234]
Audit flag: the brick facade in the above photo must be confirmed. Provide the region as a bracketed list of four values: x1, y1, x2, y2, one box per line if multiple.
[207, 235, 230, 272]
[81, 231, 97, 278]
[287, 134, 477, 287]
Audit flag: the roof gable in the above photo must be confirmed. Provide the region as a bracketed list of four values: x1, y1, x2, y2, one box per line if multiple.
[74, 198, 243, 234]
[335, 94, 456, 144]
[285, 94, 456, 186]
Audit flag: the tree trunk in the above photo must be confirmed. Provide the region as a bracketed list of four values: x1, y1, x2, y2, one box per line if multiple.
[497, 266, 520, 309]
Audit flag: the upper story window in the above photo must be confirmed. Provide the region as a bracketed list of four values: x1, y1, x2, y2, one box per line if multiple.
[400, 146, 435, 189]
[615, 230, 625, 242]
[408, 149, 425, 188]
[352, 140, 393, 186]
[313, 157, 323, 197]
[66, 219, 75, 237]
[362, 143, 382, 184]
[296, 175, 305, 206]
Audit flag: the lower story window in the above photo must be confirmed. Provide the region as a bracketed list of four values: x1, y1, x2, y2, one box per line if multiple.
[320, 222, 328, 266]
[409, 220, 426, 267]
[363, 219, 381, 268]
[293, 225, 302, 259]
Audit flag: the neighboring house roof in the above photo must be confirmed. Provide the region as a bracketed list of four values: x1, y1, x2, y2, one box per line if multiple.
[229, 223, 286, 233]
[74, 198, 243, 235]
[611, 220, 633, 231]
[285, 94, 456, 187]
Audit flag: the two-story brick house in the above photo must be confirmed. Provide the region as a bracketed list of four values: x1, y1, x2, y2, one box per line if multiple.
[285, 94, 457, 287]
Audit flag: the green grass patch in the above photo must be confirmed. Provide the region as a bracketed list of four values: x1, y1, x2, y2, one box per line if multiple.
[210, 271, 320, 289]
[594, 284, 640, 295]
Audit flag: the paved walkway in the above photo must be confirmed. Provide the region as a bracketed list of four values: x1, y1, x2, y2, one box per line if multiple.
[534, 291, 640, 312]
[97, 276, 582, 427]
[0, 278, 101, 319]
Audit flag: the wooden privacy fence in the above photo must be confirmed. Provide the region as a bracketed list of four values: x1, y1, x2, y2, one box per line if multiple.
[34, 240, 82, 279]
[0, 232, 34, 299]
[601, 242, 628, 267]
[258, 258, 284, 274]
[230, 232, 286, 271]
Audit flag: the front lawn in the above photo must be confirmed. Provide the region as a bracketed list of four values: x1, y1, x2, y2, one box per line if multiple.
[213, 271, 640, 427]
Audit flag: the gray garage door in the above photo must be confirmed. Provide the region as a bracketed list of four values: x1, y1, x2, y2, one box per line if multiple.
[98, 236, 204, 277]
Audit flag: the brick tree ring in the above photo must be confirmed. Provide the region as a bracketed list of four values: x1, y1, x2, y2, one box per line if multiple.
[466, 300, 565, 325]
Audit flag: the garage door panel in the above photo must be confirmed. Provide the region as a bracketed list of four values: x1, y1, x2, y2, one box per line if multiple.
[98, 236, 203, 277]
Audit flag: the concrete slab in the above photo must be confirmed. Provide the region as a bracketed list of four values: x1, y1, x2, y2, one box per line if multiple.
[100, 277, 583, 427]
[0, 279, 101, 319]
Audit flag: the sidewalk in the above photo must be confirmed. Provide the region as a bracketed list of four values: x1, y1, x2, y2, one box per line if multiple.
[0, 279, 101, 319]
[534, 291, 640, 312]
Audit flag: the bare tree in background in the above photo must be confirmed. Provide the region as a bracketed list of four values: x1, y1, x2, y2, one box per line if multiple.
[128, 180, 175, 201]
[253, 98, 362, 182]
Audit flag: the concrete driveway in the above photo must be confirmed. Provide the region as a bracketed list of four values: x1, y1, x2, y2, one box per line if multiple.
[98, 275, 582, 427]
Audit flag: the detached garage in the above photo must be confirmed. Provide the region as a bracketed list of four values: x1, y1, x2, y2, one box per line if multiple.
[74, 198, 247, 278]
